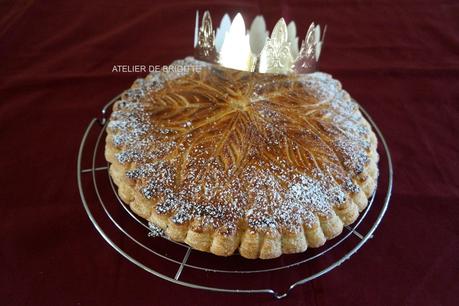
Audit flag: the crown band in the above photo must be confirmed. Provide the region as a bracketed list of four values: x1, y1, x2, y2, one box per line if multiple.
[194, 11, 326, 74]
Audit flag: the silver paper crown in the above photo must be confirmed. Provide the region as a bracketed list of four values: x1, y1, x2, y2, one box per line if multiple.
[194, 11, 326, 74]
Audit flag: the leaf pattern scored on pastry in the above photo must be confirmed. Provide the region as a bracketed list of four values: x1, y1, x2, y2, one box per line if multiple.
[107, 58, 372, 234]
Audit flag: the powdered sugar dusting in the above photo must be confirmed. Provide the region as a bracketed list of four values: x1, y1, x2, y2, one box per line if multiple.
[107, 58, 373, 233]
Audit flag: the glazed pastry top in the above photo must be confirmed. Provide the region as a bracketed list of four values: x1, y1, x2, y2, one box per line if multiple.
[107, 58, 372, 235]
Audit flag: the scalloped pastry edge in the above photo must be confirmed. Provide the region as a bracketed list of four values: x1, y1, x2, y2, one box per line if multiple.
[105, 123, 378, 260]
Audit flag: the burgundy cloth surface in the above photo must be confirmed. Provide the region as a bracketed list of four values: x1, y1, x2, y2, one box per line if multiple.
[1, 0, 458, 305]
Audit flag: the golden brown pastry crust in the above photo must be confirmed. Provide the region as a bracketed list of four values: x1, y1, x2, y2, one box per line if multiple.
[105, 58, 378, 259]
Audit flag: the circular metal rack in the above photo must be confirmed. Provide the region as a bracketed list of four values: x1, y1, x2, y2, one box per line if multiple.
[77, 94, 393, 300]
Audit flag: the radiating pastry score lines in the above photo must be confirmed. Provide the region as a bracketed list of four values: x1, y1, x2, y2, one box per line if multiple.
[105, 57, 379, 259]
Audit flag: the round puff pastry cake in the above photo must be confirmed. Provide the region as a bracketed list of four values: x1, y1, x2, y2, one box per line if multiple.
[105, 57, 379, 259]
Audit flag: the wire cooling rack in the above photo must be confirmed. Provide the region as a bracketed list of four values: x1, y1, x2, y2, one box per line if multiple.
[77, 94, 393, 299]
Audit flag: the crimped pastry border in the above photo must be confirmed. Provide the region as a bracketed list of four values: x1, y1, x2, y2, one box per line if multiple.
[104, 113, 379, 260]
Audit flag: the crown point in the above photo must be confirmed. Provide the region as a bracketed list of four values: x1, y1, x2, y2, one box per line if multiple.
[250, 16, 268, 55]
[232, 13, 246, 33]
[194, 10, 200, 47]
[216, 14, 232, 52]
[219, 13, 252, 71]
[287, 21, 297, 41]
[272, 18, 288, 42]
[194, 10, 217, 62]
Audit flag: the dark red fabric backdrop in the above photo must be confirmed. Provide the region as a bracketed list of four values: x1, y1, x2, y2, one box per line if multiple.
[1, 0, 458, 305]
